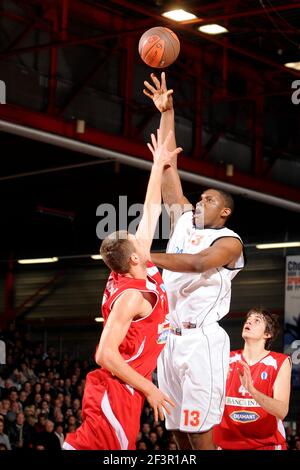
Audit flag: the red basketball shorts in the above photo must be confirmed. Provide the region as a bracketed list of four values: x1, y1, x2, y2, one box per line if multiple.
[63, 369, 144, 450]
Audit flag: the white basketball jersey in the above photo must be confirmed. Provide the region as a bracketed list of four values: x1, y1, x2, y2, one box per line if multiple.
[163, 211, 244, 328]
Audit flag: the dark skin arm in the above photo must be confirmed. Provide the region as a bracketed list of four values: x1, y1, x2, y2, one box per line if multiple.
[151, 237, 242, 273]
[143, 72, 191, 211]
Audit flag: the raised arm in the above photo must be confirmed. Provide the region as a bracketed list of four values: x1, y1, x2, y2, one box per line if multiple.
[143, 72, 191, 210]
[135, 129, 182, 254]
[95, 290, 174, 421]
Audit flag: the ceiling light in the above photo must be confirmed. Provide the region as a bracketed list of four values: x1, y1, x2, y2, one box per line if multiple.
[162, 9, 197, 22]
[256, 241, 300, 250]
[95, 317, 104, 322]
[91, 255, 102, 260]
[76, 119, 85, 134]
[198, 24, 228, 35]
[18, 257, 59, 264]
[284, 62, 300, 71]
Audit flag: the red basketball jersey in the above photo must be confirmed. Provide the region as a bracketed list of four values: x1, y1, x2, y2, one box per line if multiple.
[101, 261, 169, 380]
[65, 262, 169, 450]
[214, 350, 289, 450]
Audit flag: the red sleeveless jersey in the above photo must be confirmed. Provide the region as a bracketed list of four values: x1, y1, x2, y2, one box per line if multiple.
[214, 349, 289, 450]
[100, 262, 169, 380]
[64, 262, 169, 450]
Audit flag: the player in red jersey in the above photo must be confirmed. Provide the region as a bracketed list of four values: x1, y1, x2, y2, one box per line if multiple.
[63, 129, 180, 450]
[213, 307, 291, 450]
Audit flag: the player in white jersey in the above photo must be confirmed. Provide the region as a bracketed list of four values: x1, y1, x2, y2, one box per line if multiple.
[144, 72, 245, 450]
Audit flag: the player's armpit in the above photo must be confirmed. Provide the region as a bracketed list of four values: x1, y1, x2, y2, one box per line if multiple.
[95, 290, 145, 365]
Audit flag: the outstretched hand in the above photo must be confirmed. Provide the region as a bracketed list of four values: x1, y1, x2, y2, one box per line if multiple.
[147, 129, 182, 167]
[145, 383, 175, 422]
[143, 72, 173, 113]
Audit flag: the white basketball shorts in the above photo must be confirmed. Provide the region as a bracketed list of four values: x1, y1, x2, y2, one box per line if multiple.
[157, 322, 230, 433]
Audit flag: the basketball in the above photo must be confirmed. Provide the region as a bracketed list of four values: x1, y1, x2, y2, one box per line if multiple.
[138, 26, 180, 68]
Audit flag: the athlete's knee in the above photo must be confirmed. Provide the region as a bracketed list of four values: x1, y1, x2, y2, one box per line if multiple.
[188, 430, 215, 450]
[173, 430, 192, 450]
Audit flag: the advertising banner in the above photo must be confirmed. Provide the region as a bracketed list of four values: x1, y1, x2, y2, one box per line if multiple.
[285, 256, 300, 388]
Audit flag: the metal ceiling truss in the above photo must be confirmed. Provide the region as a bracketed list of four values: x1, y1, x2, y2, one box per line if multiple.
[0, 0, 299, 205]
[1, 109, 300, 208]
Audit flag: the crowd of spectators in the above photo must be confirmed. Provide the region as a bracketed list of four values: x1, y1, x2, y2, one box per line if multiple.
[0, 326, 299, 451]
[0, 325, 179, 450]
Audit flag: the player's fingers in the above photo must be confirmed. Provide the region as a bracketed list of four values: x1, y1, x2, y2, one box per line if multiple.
[143, 89, 153, 99]
[151, 73, 161, 89]
[173, 147, 183, 156]
[166, 89, 174, 97]
[239, 360, 248, 367]
[158, 404, 165, 421]
[161, 71, 167, 90]
[153, 406, 158, 423]
[151, 132, 157, 148]
[157, 128, 162, 146]
[239, 360, 250, 373]
[147, 143, 154, 154]
[144, 80, 156, 93]
[163, 129, 173, 148]
[162, 403, 171, 415]
[164, 396, 175, 408]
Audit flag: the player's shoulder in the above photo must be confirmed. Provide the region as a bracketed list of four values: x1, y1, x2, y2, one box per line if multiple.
[218, 226, 243, 241]
[113, 288, 144, 307]
[229, 349, 243, 363]
[268, 351, 291, 365]
[258, 351, 290, 372]
[175, 210, 193, 227]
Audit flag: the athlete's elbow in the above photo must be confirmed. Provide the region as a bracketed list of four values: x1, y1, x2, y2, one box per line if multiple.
[190, 258, 204, 273]
[278, 406, 289, 421]
[95, 347, 114, 368]
[273, 403, 289, 421]
[95, 349, 104, 367]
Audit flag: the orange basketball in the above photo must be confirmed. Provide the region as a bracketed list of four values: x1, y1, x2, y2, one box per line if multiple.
[138, 26, 180, 68]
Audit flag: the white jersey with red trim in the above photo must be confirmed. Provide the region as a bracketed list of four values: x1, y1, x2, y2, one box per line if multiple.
[214, 350, 289, 449]
[163, 211, 244, 328]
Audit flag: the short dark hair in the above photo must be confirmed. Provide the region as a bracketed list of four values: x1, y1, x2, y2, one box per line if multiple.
[217, 189, 234, 214]
[100, 230, 135, 274]
[245, 308, 280, 350]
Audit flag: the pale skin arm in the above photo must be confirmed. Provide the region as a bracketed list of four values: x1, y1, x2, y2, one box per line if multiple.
[95, 290, 175, 421]
[143, 72, 191, 210]
[135, 129, 182, 255]
[238, 358, 291, 421]
[151, 237, 242, 273]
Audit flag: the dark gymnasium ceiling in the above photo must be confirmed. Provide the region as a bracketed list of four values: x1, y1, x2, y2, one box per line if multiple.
[0, 0, 300, 261]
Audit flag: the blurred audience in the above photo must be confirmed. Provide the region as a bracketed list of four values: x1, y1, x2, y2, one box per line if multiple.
[1, 326, 298, 450]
